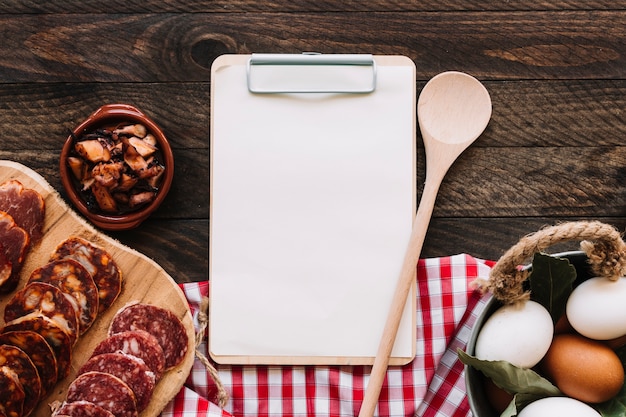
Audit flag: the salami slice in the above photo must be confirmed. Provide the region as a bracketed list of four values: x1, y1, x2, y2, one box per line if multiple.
[4, 282, 80, 345]
[50, 237, 122, 313]
[78, 352, 155, 411]
[29, 259, 99, 334]
[109, 303, 188, 369]
[0, 244, 11, 288]
[91, 330, 165, 381]
[0, 366, 25, 417]
[0, 180, 45, 243]
[0, 211, 30, 293]
[2, 311, 72, 378]
[0, 344, 41, 417]
[53, 401, 114, 417]
[66, 371, 138, 417]
[0, 330, 57, 396]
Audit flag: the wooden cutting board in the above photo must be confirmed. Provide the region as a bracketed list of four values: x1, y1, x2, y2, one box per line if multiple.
[0, 160, 196, 417]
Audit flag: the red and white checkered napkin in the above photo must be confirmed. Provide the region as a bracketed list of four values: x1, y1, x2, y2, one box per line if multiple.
[162, 254, 494, 417]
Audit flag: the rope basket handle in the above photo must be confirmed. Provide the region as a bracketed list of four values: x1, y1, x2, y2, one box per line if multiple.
[474, 220, 626, 304]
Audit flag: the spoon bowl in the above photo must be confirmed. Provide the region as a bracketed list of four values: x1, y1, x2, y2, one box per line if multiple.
[418, 71, 492, 145]
[359, 71, 492, 417]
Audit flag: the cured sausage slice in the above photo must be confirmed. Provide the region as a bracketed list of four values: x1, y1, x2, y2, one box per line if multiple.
[78, 352, 155, 411]
[29, 259, 99, 334]
[0, 330, 57, 396]
[4, 282, 80, 345]
[50, 237, 122, 313]
[66, 371, 138, 417]
[53, 401, 115, 417]
[2, 311, 72, 378]
[0, 180, 45, 243]
[0, 366, 25, 417]
[0, 344, 41, 417]
[0, 244, 11, 289]
[108, 303, 188, 369]
[0, 211, 30, 293]
[91, 330, 165, 381]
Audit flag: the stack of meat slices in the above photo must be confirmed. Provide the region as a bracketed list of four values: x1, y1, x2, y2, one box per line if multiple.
[1, 237, 123, 417]
[53, 303, 189, 417]
[0, 180, 45, 293]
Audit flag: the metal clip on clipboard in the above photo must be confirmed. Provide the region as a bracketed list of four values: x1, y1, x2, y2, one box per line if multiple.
[247, 53, 377, 94]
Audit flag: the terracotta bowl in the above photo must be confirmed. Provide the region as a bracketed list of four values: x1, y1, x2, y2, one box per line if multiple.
[60, 104, 174, 231]
[465, 251, 592, 416]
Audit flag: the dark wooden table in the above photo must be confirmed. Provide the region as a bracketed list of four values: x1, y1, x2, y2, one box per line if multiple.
[0, 1, 624, 284]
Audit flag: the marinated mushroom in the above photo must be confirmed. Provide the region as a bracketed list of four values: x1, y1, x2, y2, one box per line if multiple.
[68, 123, 166, 214]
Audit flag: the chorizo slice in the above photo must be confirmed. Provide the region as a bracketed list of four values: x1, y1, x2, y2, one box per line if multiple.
[91, 330, 165, 381]
[0, 344, 41, 417]
[66, 371, 138, 417]
[29, 258, 99, 334]
[0, 180, 45, 243]
[0, 244, 11, 288]
[53, 401, 114, 417]
[78, 352, 155, 411]
[2, 311, 72, 378]
[49, 237, 122, 313]
[108, 303, 188, 369]
[0, 211, 30, 293]
[4, 282, 80, 345]
[0, 366, 25, 417]
[0, 330, 57, 396]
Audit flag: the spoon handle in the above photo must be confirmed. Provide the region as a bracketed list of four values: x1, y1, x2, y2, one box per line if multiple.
[358, 173, 442, 417]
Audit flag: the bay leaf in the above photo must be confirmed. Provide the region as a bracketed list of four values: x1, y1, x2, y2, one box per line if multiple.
[500, 393, 551, 417]
[458, 349, 561, 396]
[528, 253, 576, 324]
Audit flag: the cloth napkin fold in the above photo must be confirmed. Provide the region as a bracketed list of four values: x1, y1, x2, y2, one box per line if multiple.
[162, 254, 494, 417]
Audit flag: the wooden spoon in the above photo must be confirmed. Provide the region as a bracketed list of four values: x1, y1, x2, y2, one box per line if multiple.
[358, 71, 492, 417]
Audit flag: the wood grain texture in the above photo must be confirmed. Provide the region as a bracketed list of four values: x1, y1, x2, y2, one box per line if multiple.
[0, 1, 623, 13]
[0, 2, 622, 286]
[0, 12, 623, 82]
[0, 161, 195, 417]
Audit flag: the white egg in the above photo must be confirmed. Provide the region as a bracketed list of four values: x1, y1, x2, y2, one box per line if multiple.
[567, 276, 626, 340]
[518, 397, 601, 417]
[475, 299, 553, 368]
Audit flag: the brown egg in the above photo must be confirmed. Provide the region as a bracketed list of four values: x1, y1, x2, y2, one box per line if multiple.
[554, 313, 574, 334]
[484, 376, 514, 413]
[541, 333, 625, 403]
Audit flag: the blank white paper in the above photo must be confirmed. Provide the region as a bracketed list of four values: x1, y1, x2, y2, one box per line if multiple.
[209, 55, 416, 364]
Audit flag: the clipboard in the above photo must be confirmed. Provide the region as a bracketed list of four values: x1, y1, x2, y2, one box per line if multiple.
[209, 54, 417, 365]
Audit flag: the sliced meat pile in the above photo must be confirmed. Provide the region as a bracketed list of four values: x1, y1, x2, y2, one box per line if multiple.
[29, 259, 100, 335]
[0, 180, 45, 243]
[0, 236, 123, 417]
[108, 302, 189, 370]
[0, 344, 41, 417]
[53, 302, 189, 417]
[0, 180, 45, 293]
[50, 236, 123, 313]
[0, 365, 25, 417]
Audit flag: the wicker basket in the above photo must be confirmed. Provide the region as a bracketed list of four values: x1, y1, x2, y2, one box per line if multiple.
[464, 221, 626, 416]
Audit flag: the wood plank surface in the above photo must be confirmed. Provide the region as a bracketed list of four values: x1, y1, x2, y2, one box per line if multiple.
[0, 2, 623, 416]
[0, 1, 623, 13]
[0, 2, 622, 281]
[0, 12, 623, 82]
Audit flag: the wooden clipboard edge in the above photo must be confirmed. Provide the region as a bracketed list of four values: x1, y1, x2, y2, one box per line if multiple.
[208, 54, 417, 366]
